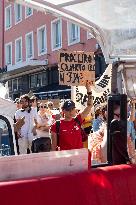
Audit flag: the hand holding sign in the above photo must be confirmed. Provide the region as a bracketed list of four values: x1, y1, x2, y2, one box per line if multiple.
[86, 80, 92, 92]
[85, 81, 93, 107]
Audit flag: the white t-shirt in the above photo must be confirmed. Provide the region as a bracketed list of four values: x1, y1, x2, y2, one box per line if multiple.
[36, 112, 52, 138]
[15, 107, 37, 139]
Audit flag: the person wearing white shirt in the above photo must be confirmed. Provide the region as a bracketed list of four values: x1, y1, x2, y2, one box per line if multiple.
[15, 94, 37, 154]
[36, 103, 53, 138]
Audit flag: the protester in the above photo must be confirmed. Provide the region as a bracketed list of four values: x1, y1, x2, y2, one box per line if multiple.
[133, 121, 136, 149]
[30, 96, 38, 112]
[47, 101, 54, 110]
[50, 82, 93, 151]
[36, 102, 53, 138]
[14, 98, 22, 110]
[14, 97, 22, 155]
[15, 94, 38, 154]
[89, 105, 107, 164]
[47, 101, 61, 121]
[92, 107, 103, 132]
[89, 100, 136, 164]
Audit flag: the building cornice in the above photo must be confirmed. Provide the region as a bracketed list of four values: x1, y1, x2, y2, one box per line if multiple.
[0, 59, 49, 82]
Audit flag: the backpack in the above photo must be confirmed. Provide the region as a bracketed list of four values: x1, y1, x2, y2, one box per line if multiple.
[56, 118, 88, 147]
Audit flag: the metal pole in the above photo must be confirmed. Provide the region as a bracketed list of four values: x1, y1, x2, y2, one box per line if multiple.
[111, 62, 118, 94]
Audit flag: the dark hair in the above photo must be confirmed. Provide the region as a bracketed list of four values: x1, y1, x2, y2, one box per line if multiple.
[95, 108, 102, 119]
[47, 101, 53, 107]
[20, 94, 30, 102]
[102, 105, 107, 113]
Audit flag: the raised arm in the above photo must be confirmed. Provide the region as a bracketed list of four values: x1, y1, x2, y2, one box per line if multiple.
[80, 81, 93, 120]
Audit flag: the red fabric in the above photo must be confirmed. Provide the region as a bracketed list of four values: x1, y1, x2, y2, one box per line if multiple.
[51, 114, 83, 150]
[1, 165, 136, 205]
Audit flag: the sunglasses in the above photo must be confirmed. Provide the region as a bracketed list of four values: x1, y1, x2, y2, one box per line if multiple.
[39, 106, 47, 108]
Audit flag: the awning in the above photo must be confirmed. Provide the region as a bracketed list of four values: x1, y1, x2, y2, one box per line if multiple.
[8, 0, 136, 63]
[33, 84, 71, 96]
[0, 60, 48, 82]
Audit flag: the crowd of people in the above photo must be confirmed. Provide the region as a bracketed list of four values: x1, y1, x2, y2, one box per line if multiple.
[89, 99, 136, 164]
[13, 82, 92, 154]
[13, 83, 136, 164]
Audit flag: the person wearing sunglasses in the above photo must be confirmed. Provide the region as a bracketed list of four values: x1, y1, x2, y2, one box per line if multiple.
[36, 103, 53, 138]
[30, 96, 38, 112]
[47, 101, 54, 110]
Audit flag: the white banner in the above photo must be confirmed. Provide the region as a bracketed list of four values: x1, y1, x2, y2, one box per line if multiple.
[71, 64, 112, 110]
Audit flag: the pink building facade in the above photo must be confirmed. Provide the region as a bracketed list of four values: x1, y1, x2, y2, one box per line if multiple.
[0, 1, 105, 100]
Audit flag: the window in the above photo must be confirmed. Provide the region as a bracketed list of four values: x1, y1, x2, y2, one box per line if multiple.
[18, 76, 28, 91]
[15, 37, 22, 63]
[8, 80, 12, 92]
[25, 6, 33, 18]
[51, 19, 62, 50]
[87, 31, 94, 39]
[37, 72, 48, 86]
[37, 25, 47, 56]
[5, 42, 12, 65]
[12, 79, 18, 91]
[30, 75, 36, 88]
[42, 72, 48, 86]
[14, 3, 22, 24]
[68, 22, 80, 45]
[18, 78, 23, 91]
[5, 5, 12, 30]
[52, 69, 59, 84]
[25, 32, 34, 59]
[29, 72, 48, 88]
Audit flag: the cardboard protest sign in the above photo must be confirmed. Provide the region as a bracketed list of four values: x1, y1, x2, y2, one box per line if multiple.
[58, 51, 95, 86]
[71, 64, 112, 110]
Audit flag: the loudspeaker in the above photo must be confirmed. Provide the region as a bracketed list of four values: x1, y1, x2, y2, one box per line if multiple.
[107, 94, 128, 164]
